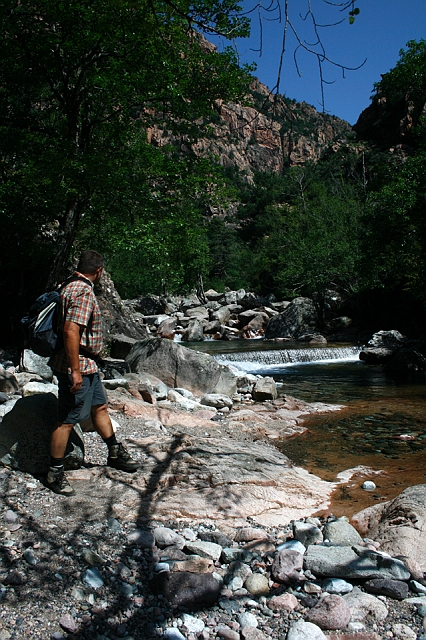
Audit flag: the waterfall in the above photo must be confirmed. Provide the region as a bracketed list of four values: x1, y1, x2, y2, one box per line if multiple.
[215, 346, 361, 369]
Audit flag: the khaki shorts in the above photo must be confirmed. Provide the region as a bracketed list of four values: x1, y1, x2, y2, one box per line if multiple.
[56, 372, 107, 424]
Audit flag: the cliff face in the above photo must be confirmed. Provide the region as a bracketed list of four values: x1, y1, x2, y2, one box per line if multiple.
[147, 78, 351, 180]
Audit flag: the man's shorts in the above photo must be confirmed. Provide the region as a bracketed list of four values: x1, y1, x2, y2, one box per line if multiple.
[56, 372, 107, 424]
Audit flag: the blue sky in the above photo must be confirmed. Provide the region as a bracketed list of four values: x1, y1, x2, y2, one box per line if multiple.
[211, 0, 426, 125]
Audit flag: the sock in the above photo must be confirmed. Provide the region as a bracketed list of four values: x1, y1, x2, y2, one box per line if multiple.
[103, 434, 118, 450]
[50, 456, 65, 471]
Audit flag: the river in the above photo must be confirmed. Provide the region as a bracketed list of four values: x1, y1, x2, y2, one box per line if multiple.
[187, 339, 426, 516]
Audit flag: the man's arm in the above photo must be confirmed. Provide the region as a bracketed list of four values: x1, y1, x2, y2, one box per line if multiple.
[63, 320, 84, 393]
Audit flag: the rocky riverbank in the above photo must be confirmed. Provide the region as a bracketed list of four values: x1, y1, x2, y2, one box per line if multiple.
[1, 345, 426, 639]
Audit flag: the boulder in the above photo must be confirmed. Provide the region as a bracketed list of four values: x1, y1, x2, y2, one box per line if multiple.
[265, 297, 318, 340]
[110, 334, 137, 360]
[252, 377, 277, 401]
[212, 306, 232, 324]
[133, 295, 166, 316]
[157, 317, 177, 340]
[0, 368, 19, 394]
[0, 394, 84, 474]
[20, 350, 53, 380]
[323, 518, 363, 546]
[182, 318, 204, 342]
[95, 271, 148, 344]
[368, 330, 407, 349]
[359, 348, 395, 365]
[384, 348, 426, 375]
[22, 381, 58, 398]
[184, 306, 209, 320]
[305, 594, 351, 630]
[126, 338, 237, 396]
[351, 484, 426, 571]
[200, 394, 233, 409]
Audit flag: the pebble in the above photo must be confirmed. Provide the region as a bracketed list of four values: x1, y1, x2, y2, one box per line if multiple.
[362, 480, 376, 490]
[82, 567, 104, 589]
[238, 612, 258, 628]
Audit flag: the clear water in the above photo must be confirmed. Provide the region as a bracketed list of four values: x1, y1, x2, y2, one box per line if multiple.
[186, 339, 426, 515]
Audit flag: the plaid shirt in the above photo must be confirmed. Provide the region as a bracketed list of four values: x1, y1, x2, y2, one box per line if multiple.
[49, 272, 103, 375]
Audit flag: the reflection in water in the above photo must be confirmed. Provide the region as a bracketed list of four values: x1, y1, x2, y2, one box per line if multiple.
[187, 339, 426, 516]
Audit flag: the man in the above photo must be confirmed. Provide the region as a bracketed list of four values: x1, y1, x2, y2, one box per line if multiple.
[48, 250, 138, 496]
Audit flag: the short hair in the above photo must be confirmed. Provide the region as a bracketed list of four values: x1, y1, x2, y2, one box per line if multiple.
[76, 250, 104, 275]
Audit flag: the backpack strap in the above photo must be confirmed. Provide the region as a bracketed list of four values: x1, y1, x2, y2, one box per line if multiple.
[58, 274, 93, 290]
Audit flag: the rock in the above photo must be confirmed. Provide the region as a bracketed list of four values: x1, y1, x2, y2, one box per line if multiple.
[265, 297, 318, 340]
[102, 378, 129, 390]
[182, 318, 205, 342]
[238, 612, 258, 628]
[212, 306, 232, 324]
[286, 620, 327, 640]
[126, 337, 238, 396]
[322, 578, 353, 594]
[323, 517, 363, 546]
[343, 587, 389, 622]
[391, 623, 417, 639]
[185, 306, 209, 320]
[293, 521, 323, 547]
[163, 629, 186, 640]
[217, 628, 240, 640]
[0, 392, 9, 404]
[351, 484, 426, 571]
[127, 529, 155, 548]
[362, 481, 376, 490]
[234, 528, 269, 543]
[304, 545, 410, 580]
[20, 350, 53, 380]
[59, 614, 78, 634]
[82, 568, 104, 589]
[200, 394, 233, 409]
[385, 347, 426, 374]
[0, 394, 84, 473]
[252, 377, 277, 401]
[276, 540, 306, 554]
[198, 531, 233, 548]
[154, 527, 185, 549]
[150, 571, 221, 608]
[157, 317, 177, 340]
[305, 594, 351, 630]
[171, 557, 214, 573]
[0, 369, 19, 394]
[181, 612, 205, 634]
[220, 547, 245, 563]
[22, 381, 58, 397]
[244, 573, 269, 596]
[271, 549, 303, 583]
[110, 334, 137, 359]
[184, 540, 222, 561]
[240, 629, 269, 640]
[363, 578, 409, 600]
[359, 347, 395, 365]
[225, 561, 253, 583]
[267, 593, 299, 611]
[368, 330, 407, 349]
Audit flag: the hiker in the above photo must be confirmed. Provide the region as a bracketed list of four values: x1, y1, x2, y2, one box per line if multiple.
[47, 250, 139, 496]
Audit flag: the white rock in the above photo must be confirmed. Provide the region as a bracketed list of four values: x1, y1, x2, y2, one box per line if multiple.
[286, 620, 327, 640]
[163, 628, 186, 640]
[21, 350, 53, 380]
[102, 378, 129, 390]
[322, 578, 354, 594]
[362, 481, 376, 491]
[392, 623, 417, 639]
[276, 540, 306, 555]
[22, 382, 58, 397]
[181, 613, 205, 634]
[237, 612, 258, 628]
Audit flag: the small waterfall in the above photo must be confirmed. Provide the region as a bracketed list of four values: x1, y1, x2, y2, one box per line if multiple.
[215, 346, 361, 368]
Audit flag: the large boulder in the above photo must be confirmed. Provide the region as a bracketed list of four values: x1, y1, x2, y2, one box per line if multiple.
[126, 338, 238, 396]
[0, 394, 84, 474]
[368, 330, 407, 349]
[351, 484, 426, 571]
[95, 271, 148, 345]
[384, 348, 426, 375]
[265, 298, 318, 340]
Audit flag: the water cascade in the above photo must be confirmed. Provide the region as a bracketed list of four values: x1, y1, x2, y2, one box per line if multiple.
[215, 346, 361, 367]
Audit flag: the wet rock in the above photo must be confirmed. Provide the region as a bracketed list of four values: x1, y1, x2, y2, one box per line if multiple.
[305, 594, 351, 630]
[150, 571, 221, 608]
[363, 578, 409, 600]
[271, 549, 303, 583]
[323, 517, 363, 546]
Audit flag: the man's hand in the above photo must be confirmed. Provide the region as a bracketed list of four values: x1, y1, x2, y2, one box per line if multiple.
[70, 370, 83, 394]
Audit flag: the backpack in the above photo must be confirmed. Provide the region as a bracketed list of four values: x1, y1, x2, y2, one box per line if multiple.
[20, 275, 91, 358]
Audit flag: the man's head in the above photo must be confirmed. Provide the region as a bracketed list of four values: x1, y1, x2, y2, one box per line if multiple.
[76, 250, 104, 283]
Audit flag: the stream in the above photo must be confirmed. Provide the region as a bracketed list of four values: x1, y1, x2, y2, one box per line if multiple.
[187, 339, 426, 516]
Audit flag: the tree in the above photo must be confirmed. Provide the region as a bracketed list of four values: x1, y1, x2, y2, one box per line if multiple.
[0, 0, 252, 337]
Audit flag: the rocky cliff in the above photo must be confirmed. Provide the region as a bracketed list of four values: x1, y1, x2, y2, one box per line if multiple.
[147, 78, 351, 180]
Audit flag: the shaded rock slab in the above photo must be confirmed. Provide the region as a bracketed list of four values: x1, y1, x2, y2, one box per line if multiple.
[351, 483, 426, 571]
[126, 337, 237, 396]
[109, 433, 335, 528]
[150, 571, 220, 608]
[304, 545, 410, 580]
[0, 394, 84, 474]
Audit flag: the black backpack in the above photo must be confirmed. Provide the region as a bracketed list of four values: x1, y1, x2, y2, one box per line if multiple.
[20, 275, 91, 358]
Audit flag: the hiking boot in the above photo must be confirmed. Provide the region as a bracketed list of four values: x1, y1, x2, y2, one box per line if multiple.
[46, 467, 75, 497]
[107, 443, 139, 473]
